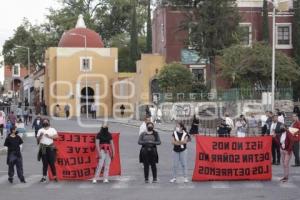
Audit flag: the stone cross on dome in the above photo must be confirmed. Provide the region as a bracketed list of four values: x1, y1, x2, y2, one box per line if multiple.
[76, 14, 86, 28]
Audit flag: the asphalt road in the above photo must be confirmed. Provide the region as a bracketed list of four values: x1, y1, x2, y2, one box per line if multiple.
[0, 118, 299, 200]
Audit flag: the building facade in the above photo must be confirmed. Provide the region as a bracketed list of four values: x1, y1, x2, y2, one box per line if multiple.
[152, 0, 295, 88]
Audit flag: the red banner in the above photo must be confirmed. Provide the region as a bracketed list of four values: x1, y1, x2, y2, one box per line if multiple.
[192, 136, 272, 181]
[49, 132, 121, 180]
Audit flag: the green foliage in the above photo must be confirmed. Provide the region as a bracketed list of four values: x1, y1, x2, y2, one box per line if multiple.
[219, 43, 300, 88]
[262, 0, 269, 43]
[186, 0, 240, 89]
[157, 62, 193, 94]
[146, 0, 152, 53]
[129, 0, 139, 72]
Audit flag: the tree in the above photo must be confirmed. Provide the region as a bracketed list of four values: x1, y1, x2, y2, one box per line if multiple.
[146, 0, 152, 53]
[262, 0, 269, 43]
[129, 0, 139, 72]
[157, 62, 193, 94]
[187, 0, 240, 91]
[293, 0, 300, 65]
[219, 43, 300, 88]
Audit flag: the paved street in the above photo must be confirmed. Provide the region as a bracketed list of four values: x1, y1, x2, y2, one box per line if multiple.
[0, 118, 300, 200]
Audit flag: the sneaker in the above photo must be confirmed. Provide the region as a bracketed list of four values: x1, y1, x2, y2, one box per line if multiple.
[8, 178, 13, 184]
[280, 177, 288, 182]
[169, 178, 176, 183]
[40, 177, 47, 183]
[145, 179, 149, 183]
[92, 179, 97, 184]
[20, 179, 26, 183]
[103, 179, 109, 183]
[54, 178, 58, 182]
[152, 179, 158, 183]
[184, 178, 189, 183]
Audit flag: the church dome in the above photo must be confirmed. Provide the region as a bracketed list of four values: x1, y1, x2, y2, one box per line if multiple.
[58, 15, 104, 48]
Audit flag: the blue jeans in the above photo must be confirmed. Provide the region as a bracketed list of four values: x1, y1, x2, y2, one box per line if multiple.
[94, 150, 111, 180]
[172, 150, 188, 178]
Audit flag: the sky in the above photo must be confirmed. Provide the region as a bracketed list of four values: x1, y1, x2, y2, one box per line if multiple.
[0, 0, 61, 84]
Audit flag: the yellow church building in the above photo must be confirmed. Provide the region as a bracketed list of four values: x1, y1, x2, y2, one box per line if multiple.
[44, 15, 165, 118]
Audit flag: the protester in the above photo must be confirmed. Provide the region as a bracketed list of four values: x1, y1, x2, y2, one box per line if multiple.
[54, 104, 60, 117]
[156, 108, 163, 124]
[189, 115, 200, 135]
[170, 122, 190, 183]
[16, 106, 23, 120]
[291, 113, 300, 167]
[37, 119, 58, 182]
[145, 105, 151, 118]
[272, 125, 300, 182]
[139, 117, 151, 136]
[0, 111, 5, 139]
[91, 102, 97, 119]
[5, 119, 13, 136]
[260, 111, 268, 136]
[64, 104, 70, 118]
[23, 108, 29, 126]
[248, 113, 259, 136]
[15, 118, 26, 138]
[270, 115, 283, 165]
[266, 111, 273, 135]
[224, 112, 234, 134]
[32, 114, 43, 143]
[4, 126, 26, 184]
[120, 104, 125, 118]
[28, 109, 33, 123]
[278, 111, 285, 124]
[92, 125, 115, 183]
[236, 115, 248, 137]
[217, 118, 231, 137]
[138, 122, 161, 183]
[8, 111, 17, 126]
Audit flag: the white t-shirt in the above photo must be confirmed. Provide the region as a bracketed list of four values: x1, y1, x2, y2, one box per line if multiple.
[139, 122, 147, 136]
[278, 115, 285, 124]
[37, 127, 58, 145]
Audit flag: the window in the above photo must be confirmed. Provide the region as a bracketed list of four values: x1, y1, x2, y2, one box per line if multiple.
[276, 24, 292, 49]
[239, 23, 252, 46]
[190, 65, 206, 83]
[80, 57, 92, 71]
[13, 64, 20, 77]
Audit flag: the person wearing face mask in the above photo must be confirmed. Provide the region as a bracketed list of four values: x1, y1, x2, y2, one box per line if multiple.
[138, 122, 161, 183]
[37, 119, 58, 183]
[170, 122, 190, 183]
[272, 125, 300, 182]
[32, 114, 43, 144]
[92, 125, 115, 184]
[4, 126, 26, 184]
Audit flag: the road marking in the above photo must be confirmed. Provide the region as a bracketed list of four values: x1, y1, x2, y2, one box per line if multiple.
[78, 181, 95, 189]
[279, 181, 298, 188]
[211, 181, 230, 189]
[0, 175, 8, 184]
[111, 176, 132, 189]
[243, 181, 264, 188]
[12, 175, 40, 188]
[45, 182, 63, 189]
[25, 132, 35, 137]
[177, 184, 195, 189]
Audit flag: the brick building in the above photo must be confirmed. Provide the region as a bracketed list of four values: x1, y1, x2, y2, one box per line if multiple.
[152, 0, 295, 88]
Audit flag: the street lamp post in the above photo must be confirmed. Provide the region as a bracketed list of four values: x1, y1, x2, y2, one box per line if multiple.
[271, 1, 276, 112]
[269, 0, 289, 112]
[68, 33, 88, 119]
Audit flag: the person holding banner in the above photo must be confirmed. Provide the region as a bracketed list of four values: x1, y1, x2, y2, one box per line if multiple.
[92, 125, 115, 183]
[291, 113, 300, 167]
[170, 122, 190, 183]
[138, 122, 161, 183]
[272, 125, 300, 182]
[37, 119, 58, 183]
